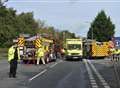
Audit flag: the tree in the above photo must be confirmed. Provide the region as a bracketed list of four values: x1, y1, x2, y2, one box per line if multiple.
[87, 10, 115, 42]
[60, 30, 76, 39]
[0, 4, 77, 47]
[0, 7, 39, 47]
[15, 12, 39, 35]
[0, 7, 17, 47]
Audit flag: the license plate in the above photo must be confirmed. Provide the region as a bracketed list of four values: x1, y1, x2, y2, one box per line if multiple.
[73, 57, 78, 58]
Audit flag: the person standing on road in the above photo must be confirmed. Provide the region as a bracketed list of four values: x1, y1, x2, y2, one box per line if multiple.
[36, 47, 45, 65]
[8, 45, 20, 78]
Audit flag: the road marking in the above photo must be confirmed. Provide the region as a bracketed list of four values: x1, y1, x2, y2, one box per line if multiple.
[29, 69, 47, 82]
[50, 63, 58, 68]
[50, 60, 63, 68]
[87, 60, 111, 88]
[29, 60, 63, 81]
[83, 59, 98, 88]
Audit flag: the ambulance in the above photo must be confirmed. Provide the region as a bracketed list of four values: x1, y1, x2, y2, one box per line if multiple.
[64, 38, 83, 60]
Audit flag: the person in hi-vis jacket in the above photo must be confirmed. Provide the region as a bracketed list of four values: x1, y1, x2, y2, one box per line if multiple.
[36, 47, 45, 65]
[8, 44, 20, 78]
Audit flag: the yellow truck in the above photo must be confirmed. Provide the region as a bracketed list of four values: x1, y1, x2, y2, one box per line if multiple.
[64, 38, 83, 60]
[17, 36, 53, 64]
[83, 40, 109, 58]
[91, 41, 109, 58]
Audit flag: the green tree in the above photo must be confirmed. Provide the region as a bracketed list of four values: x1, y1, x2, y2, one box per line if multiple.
[0, 7, 16, 47]
[0, 6, 39, 47]
[60, 30, 76, 39]
[15, 12, 39, 35]
[0, 4, 76, 47]
[87, 10, 115, 42]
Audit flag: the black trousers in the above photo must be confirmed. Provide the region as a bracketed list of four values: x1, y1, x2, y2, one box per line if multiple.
[9, 60, 17, 77]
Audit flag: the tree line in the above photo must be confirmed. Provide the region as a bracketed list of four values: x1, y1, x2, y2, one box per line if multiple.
[0, 5, 76, 47]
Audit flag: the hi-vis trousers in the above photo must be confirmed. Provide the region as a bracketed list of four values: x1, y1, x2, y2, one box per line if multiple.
[37, 56, 45, 65]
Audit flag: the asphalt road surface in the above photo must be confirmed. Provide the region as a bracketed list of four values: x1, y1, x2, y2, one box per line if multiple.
[0, 58, 120, 88]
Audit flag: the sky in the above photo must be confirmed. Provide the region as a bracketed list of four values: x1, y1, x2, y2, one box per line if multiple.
[5, 0, 120, 37]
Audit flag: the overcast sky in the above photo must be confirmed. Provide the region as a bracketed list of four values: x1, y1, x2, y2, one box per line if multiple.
[5, 0, 120, 37]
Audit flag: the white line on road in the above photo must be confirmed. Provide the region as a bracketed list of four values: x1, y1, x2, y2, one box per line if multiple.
[87, 60, 111, 88]
[50, 60, 63, 68]
[50, 63, 58, 68]
[83, 59, 98, 88]
[29, 60, 62, 82]
[29, 69, 47, 82]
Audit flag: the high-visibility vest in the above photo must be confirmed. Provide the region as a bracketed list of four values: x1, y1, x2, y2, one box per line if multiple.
[8, 46, 20, 62]
[110, 48, 115, 54]
[115, 49, 120, 54]
[36, 48, 44, 57]
[118, 50, 120, 54]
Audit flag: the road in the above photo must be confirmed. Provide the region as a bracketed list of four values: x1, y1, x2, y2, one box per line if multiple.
[0, 58, 120, 88]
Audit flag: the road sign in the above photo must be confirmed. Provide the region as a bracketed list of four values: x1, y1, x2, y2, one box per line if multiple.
[18, 37, 25, 46]
[35, 38, 42, 48]
[114, 37, 120, 49]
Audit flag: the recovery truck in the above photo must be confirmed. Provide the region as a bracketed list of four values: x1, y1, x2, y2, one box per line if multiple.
[64, 38, 83, 60]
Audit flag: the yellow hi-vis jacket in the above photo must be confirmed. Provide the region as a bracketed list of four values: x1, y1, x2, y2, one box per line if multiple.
[110, 48, 115, 54]
[36, 48, 44, 57]
[8, 46, 20, 62]
[118, 50, 120, 54]
[115, 49, 120, 54]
